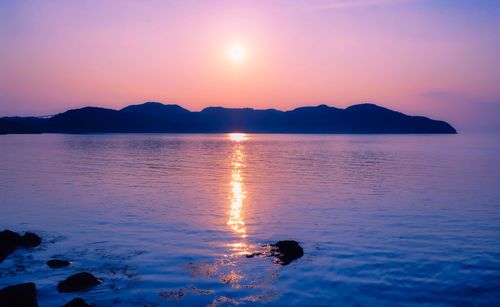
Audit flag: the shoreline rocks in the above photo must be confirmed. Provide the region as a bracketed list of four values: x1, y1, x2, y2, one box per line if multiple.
[19, 232, 42, 248]
[58, 272, 102, 293]
[0, 282, 38, 307]
[0, 230, 99, 306]
[1, 229, 302, 306]
[245, 240, 304, 266]
[0, 230, 41, 263]
[270, 240, 304, 265]
[62, 297, 90, 307]
[47, 259, 71, 268]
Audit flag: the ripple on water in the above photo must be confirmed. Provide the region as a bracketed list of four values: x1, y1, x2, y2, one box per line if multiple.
[0, 133, 499, 305]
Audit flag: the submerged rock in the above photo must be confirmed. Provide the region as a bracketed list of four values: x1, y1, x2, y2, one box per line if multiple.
[19, 232, 42, 248]
[0, 230, 20, 262]
[0, 282, 38, 307]
[57, 272, 102, 293]
[0, 230, 41, 263]
[62, 297, 90, 307]
[47, 259, 71, 268]
[270, 240, 304, 265]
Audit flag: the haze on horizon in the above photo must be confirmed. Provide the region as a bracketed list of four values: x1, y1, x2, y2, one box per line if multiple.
[1, 0, 499, 132]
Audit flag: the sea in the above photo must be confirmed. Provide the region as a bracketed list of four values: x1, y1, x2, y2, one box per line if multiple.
[1, 133, 499, 306]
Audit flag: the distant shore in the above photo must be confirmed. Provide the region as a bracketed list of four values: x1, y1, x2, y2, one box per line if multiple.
[0, 102, 457, 135]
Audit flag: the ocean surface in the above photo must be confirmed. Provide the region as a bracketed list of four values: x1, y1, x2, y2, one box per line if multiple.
[0, 133, 499, 306]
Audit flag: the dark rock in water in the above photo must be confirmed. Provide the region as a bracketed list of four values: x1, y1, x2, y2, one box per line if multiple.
[62, 297, 90, 307]
[58, 272, 102, 293]
[47, 259, 71, 268]
[0, 230, 41, 263]
[270, 240, 304, 265]
[19, 232, 42, 248]
[0, 282, 38, 307]
[0, 230, 21, 262]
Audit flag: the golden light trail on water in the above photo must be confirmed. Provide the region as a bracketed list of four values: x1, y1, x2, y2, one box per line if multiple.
[227, 133, 248, 255]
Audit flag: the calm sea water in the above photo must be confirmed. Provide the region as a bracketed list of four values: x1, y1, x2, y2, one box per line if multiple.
[0, 134, 499, 306]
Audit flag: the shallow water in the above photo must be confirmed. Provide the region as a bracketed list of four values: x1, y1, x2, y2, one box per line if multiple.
[0, 133, 499, 306]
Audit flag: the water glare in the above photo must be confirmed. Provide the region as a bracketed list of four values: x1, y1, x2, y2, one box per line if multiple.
[228, 133, 248, 142]
[227, 133, 248, 255]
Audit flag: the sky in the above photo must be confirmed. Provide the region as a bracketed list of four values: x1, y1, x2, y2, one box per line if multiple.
[1, 0, 499, 131]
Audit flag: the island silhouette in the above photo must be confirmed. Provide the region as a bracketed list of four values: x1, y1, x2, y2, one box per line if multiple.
[0, 102, 457, 134]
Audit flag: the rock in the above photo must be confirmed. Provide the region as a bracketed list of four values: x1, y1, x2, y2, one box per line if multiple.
[19, 232, 42, 248]
[47, 259, 71, 268]
[270, 240, 304, 265]
[0, 230, 41, 263]
[0, 230, 21, 262]
[57, 272, 102, 293]
[62, 297, 90, 307]
[0, 282, 38, 307]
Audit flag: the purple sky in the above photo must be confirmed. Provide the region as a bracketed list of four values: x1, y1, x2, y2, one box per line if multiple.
[1, 0, 499, 131]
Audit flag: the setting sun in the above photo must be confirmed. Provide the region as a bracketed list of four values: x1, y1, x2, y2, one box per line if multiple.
[228, 45, 246, 61]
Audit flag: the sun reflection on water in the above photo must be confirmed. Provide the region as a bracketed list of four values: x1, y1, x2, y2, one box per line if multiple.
[228, 133, 249, 142]
[227, 133, 249, 255]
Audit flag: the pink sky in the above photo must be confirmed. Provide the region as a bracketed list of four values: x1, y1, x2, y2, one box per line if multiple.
[1, 0, 499, 131]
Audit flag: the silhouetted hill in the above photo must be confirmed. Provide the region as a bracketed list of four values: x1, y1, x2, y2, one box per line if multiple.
[0, 102, 457, 134]
[121, 102, 190, 116]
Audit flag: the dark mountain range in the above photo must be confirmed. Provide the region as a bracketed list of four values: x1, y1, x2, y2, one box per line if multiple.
[0, 102, 457, 134]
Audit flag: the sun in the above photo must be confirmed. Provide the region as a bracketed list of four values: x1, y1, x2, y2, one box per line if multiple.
[229, 45, 246, 61]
